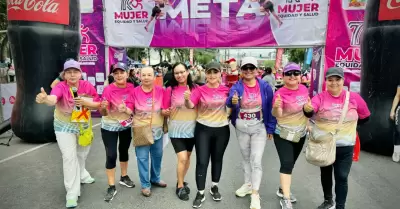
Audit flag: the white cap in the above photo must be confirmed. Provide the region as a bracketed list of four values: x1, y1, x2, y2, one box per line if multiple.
[241, 57, 258, 68]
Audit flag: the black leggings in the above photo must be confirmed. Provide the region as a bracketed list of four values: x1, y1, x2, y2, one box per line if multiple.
[194, 122, 230, 190]
[320, 146, 354, 209]
[273, 134, 306, 174]
[393, 106, 400, 145]
[101, 128, 132, 169]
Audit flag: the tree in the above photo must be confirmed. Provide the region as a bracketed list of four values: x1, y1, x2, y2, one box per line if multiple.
[0, 1, 8, 62]
[174, 49, 190, 62]
[263, 60, 276, 68]
[286, 48, 306, 64]
[126, 48, 147, 61]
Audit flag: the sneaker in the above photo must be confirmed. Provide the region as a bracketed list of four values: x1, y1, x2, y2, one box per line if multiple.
[317, 199, 335, 209]
[280, 197, 293, 209]
[250, 193, 261, 209]
[176, 186, 189, 201]
[393, 151, 400, 162]
[81, 177, 95, 184]
[119, 175, 135, 188]
[184, 182, 191, 194]
[192, 192, 206, 208]
[235, 183, 252, 197]
[104, 186, 117, 202]
[66, 199, 78, 208]
[210, 185, 222, 201]
[276, 187, 297, 203]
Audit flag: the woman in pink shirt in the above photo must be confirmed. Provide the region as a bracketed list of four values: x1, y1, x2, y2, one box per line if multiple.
[132, 67, 166, 197]
[184, 62, 230, 208]
[303, 67, 370, 209]
[99, 62, 136, 202]
[272, 63, 309, 209]
[162, 63, 197, 201]
[35, 59, 100, 208]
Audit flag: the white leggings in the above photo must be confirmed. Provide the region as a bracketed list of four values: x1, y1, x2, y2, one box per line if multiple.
[55, 132, 92, 201]
[235, 121, 267, 191]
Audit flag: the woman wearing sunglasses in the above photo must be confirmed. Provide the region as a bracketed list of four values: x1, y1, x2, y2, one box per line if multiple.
[226, 57, 276, 209]
[272, 63, 309, 209]
[184, 62, 230, 208]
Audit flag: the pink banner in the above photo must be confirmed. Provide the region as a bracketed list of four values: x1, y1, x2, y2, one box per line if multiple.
[324, 0, 365, 93]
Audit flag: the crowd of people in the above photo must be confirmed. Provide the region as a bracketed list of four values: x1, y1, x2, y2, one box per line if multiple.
[35, 57, 370, 209]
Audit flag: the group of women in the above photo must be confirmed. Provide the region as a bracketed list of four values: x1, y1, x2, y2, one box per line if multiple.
[35, 57, 370, 209]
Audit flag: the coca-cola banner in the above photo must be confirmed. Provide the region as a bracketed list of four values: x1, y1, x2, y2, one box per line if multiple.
[7, 0, 70, 25]
[104, 0, 329, 48]
[80, 11, 106, 96]
[324, 0, 365, 93]
[379, 0, 400, 21]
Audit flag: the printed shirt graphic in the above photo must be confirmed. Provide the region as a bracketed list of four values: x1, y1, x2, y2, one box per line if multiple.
[273, 85, 309, 135]
[311, 91, 370, 146]
[238, 82, 263, 125]
[132, 86, 164, 139]
[101, 83, 135, 132]
[50, 80, 99, 134]
[190, 85, 229, 127]
[163, 86, 197, 138]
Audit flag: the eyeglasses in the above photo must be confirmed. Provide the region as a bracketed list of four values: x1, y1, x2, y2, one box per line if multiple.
[284, 71, 301, 77]
[241, 65, 256, 71]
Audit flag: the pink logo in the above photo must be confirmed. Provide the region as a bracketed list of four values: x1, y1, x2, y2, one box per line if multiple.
[9, 96, 15, 104]
[1, 97, 5, 105]
[80, 24, 90, 44]
[121, 0, 143, 11]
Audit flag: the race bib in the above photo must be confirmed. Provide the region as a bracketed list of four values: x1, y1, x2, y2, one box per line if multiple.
[239, 111, 261, 121]
[119, 115, 133, 127]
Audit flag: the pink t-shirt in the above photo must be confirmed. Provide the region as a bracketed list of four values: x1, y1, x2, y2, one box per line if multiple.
[238, 82, 263, 123]
[101, 83, 135, 131]
[190, 84, 229, 127]
[132, 85, 164, 128]
[311, 90, 370, 146]
[163, 86, 197, 138]
[273, 85, 309, 134]
[50, 80, 98, 133]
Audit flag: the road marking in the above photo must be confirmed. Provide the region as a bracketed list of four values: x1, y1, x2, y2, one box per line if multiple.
[0, 123, 101, 164]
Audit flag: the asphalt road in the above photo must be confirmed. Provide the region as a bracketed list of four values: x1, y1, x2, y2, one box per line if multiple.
[0, 119, 399, 209]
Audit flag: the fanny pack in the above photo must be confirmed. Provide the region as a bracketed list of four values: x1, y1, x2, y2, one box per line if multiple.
[278, 125, 304, 143]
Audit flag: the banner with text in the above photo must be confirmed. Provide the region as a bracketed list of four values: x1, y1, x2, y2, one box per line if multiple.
[80, 11, 106, 96]
[104, 0, 328, 48]
[109, 47, 128, 72]
[324, 0, 365, 93]
[310, 46, 323, 97]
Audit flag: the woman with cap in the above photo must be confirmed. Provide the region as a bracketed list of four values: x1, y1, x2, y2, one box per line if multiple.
[271, 62, 309, 209]
[226, 57, 276, 209]
[184, 61, 230, 208]
[303, 67, 370, 209]
[132, 66, 167, 197]
[99, 62, 136, 202]
[35, 59, 100, 208]
[162, 63, 197, 201]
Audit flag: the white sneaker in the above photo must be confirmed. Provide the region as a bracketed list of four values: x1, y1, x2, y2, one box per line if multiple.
[250, 193, 261, 209]
[235, 184, 252, 197]
[393, 146, 400, 162]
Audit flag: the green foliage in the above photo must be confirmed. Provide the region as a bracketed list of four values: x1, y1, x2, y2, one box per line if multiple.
[263, 60, 275, 68]
[0, 1, 8, 62]
[286, 48, 306, 64]
[127, 48, 148, 61]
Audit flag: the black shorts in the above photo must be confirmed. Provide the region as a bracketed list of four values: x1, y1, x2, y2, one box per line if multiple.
[171, 137, 195, 153]
[263, 1, 274, 12]
[151, 6, 162, 17]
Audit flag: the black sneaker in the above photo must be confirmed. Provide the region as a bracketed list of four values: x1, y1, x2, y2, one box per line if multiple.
[176, 186, 189, 201]
[276, 187, 297, 203]
[184, 182, 190, 194]
[210, 185, 222, 201]
[104, 186, 117, 202]
[192, 192, 205, 208]
[119, 175, 135, 188]
[317, 199, 335, 209]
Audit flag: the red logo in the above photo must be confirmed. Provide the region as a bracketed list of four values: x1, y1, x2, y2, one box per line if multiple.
[7, 0, 69, 25]
[379, 0, 400, 21]
[9, 96, 15, 104]
[1, 97, 5, 105]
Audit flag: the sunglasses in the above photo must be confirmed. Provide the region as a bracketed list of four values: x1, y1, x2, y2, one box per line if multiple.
[241, 65, 256, 71]
[284, 71, 301, 77]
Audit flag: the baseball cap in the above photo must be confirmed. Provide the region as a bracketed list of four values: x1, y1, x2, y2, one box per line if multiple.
[325, 67, 344, 78]
[63, 59, 81, 71]
[206, 62, 221, 72]
[112, 62, 128, 72]
[283, 62, 300, 73]
[241, 57, 258, 68]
